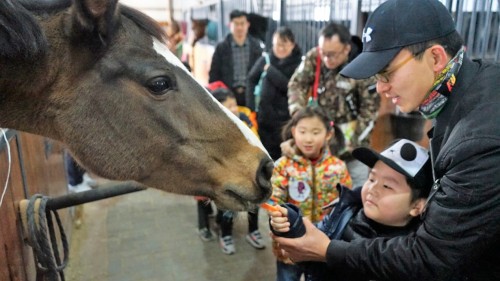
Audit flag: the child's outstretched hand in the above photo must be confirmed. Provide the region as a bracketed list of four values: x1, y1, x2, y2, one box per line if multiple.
[269, 205, 291, 233]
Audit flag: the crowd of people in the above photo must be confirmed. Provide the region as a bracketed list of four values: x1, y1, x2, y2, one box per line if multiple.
[161, 1, 499, 280]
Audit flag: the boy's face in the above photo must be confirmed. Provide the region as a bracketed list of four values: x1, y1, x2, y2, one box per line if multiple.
[221, 97, 239, 117]
[361, 160, 424, 227]
[291, 116, 332, 159]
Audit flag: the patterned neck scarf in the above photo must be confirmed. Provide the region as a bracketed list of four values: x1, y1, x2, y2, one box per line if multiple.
[419, 46, 465, 119]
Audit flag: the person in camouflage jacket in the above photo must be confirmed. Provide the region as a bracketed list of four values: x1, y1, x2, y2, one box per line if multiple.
[287, 22, 379, 187]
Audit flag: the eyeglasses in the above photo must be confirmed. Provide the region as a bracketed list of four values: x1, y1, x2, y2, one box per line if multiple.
[374, 55, 415, 83]
[319, 47, 346, 60]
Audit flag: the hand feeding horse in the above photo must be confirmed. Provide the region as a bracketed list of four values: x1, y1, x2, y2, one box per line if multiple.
[0, 0, 273, 211]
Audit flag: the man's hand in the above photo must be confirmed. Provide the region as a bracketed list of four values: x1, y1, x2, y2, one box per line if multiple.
[272, 218, 330, 263]
[280, 139, 296, 158]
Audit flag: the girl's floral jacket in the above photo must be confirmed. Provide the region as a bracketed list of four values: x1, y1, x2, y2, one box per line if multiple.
[271, 148, 352, 223]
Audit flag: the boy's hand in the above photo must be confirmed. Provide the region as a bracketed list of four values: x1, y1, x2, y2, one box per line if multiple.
[269, 205, 291, 233]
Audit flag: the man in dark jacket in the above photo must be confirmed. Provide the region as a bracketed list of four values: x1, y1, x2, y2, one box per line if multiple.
[208, 10, 263, 107]
[272, 0, 500, 280]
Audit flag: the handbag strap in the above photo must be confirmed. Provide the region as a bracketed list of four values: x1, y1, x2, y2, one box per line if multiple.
[312, 47, 321, 101]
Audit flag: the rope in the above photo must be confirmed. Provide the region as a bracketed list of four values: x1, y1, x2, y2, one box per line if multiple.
[0, 128, 12, 208]
[26, 194, 68, 281]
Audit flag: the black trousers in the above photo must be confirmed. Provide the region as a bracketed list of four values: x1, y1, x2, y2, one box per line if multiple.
[64, 151, 85, 186]
[197, 199, 213, 229]
[216, 207, 259, 237]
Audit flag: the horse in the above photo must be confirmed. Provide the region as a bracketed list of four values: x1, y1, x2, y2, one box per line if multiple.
[0, 0, 273, 211]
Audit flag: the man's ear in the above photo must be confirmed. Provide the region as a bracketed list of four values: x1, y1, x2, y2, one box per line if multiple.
[409, 198, 426, 217]
[344, 43, 352, 55]
[428, 45, 449, 73]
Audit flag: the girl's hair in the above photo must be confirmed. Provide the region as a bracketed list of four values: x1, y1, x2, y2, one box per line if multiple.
[274, 26, 295, 44]
[282, 107, 330, 140]
[210, 88, 235, 103]
[281, 107, 345, 154]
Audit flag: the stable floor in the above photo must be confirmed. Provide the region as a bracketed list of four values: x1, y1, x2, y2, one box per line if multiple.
[66, 188, 277, 281]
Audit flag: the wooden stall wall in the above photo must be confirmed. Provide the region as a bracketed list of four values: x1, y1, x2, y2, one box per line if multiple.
[0, 131, 72, 281]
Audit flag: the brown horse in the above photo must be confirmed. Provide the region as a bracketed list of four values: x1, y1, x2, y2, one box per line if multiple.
[0, 0, 272, 211]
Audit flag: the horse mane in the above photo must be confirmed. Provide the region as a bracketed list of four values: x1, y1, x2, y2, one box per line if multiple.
[0, 0, 167, 59]
[120, 5, 168, 43]
[0, 0, 60, 58]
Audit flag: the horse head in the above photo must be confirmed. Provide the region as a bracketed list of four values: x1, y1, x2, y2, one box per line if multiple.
[0, 0, 273, 211]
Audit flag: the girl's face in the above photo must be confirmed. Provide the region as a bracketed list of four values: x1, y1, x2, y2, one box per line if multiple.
[272, 35, 295, 59]
[221, 97, 239, 116]
[291, 116, 332, 159]
[361, 161, 424, 227]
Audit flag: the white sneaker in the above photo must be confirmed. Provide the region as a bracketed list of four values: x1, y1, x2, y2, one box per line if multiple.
[219, 235, 235, 255]
[198, 228, 215, 242]
[83, 173, 98, 188]
[68, 183, 91, 193]
[245, 230, 266, 249]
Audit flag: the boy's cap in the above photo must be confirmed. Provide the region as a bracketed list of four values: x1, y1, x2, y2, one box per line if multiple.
[353, 139, 432, 190]
[340, 0, 456, 79]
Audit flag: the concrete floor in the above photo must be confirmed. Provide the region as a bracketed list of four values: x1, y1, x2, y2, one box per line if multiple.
[66, 188, 277, 281]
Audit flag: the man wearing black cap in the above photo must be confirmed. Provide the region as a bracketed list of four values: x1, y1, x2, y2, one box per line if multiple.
[271, 139, 434, 281]
[272, 0, 500, 280]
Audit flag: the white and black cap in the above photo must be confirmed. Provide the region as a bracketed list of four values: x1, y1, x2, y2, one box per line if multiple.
[353, 139, 433, 191]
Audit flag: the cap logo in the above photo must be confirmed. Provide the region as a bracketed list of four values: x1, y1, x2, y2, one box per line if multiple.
[362, 27, 373, 43]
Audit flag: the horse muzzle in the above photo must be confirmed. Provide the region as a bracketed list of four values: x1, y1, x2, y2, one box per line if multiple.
[255, 156, 273, 201]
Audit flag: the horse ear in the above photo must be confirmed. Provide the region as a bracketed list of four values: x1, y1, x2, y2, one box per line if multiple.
[67, 0, 120, 47]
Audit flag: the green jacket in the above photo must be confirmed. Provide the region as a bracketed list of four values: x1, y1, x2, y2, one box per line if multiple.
[288, 47, 380, 152]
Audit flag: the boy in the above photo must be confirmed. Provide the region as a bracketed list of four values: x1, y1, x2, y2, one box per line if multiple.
[270, 139, 433, 280]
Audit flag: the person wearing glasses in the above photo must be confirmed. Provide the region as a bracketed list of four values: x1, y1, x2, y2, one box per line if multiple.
[271, 0, 500, 280]
[286, 22, 379, 189]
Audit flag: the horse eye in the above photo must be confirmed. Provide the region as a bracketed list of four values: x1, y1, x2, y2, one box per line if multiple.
[146, 77, 174, 95]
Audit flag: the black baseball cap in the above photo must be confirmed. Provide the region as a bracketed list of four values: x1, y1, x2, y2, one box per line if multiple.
[340, 0, 457, 79]
[353, 139, 433, 192]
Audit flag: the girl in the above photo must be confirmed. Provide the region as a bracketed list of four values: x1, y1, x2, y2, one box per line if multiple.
[270, 106, 352, 281]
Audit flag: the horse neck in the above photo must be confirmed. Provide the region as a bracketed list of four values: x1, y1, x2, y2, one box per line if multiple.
[0, 15, 68, 140]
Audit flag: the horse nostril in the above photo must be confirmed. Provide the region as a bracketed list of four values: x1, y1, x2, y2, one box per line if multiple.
[256, 157, 273, 200]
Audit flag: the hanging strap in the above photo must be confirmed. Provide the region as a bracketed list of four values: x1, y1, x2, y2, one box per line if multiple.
[312, 47, 321, 101]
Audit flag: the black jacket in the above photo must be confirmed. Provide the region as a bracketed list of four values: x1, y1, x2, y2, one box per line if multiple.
[326, 57, 500, 280]
[304, 185, 420, 281]
[208, 34, 263, 91]
[246, 46, 302, 160]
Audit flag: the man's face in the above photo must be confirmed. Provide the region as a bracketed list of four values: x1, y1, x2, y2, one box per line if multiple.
[375, 49, 435, 113]
[318, 35, 350, 70]
[229, 16, 250, 40]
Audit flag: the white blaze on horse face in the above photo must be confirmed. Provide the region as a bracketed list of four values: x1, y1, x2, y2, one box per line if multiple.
[151, 38, 270, 158]
[152, 38, 188, 71]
